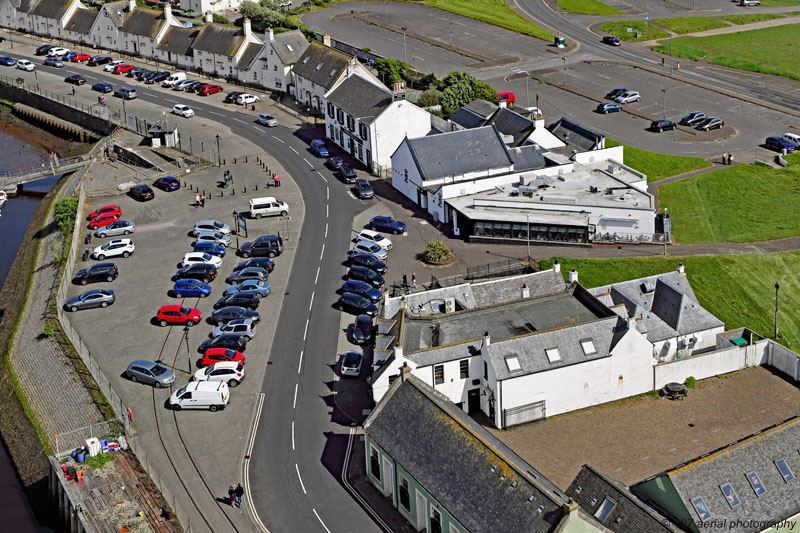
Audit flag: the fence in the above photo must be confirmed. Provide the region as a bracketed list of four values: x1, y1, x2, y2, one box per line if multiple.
[53, 418, 126, 459]
[592, 231, 671, 245]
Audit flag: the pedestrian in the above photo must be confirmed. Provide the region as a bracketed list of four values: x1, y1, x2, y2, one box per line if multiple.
[227, 485, 236, 506]
[194, 193, 200, 208]
[728, 152, 734, 165]
[402, 272, 408, 288]
[71, 86, 75, 95]
[411, 273, 417, 289]
[274, 174, 280, 187]
[722, 152, 727, 165]
[234, 483, 244, 508]
[200, 193, 205, 208]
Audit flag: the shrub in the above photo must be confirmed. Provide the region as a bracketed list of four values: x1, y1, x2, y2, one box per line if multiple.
[43, 322, 55, 338]
[53, 197, 78, 234]
[684, 376, 697, 389]
[418, 90, 440, 108]
[84, 453, 117, 468]
[212, 13, 233, 25]
[422, 241, 454, 263]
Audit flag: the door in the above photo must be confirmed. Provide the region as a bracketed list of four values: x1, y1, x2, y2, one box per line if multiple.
[415, 491, 427, 530]
[382, 458, 393, 498]
[467, 389, 480, 414]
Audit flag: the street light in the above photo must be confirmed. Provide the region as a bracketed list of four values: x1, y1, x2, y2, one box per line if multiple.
[524, 70, 530, 110]
[450, 22, 453, 48]
[216, 133, 221, 166]
[183, 326, 191, 374]
[385, 2, 389, 26]
[662, 87, 667, 119]
[401, 27, 408, 64]
[775, 282, 780, 338]
[562, 57, 567, 88]
[34, 69, 39, 91]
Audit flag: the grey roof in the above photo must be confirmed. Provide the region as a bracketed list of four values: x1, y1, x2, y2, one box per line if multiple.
[236, 42, 261, 70]
[634, 415, 800, 532]
[547, 117, 604, 152]
[292, 41, 353, 91]
[271, 29, 309, 64]
[17, 0, 37, 13]
[507, 144, 546, 171]
[589, 270, 723, 343]
[156, 26, 198, 57]
[120, 8, 165, 38]
[365, 375, 570, 533]
[405, 125, 513, 181]
[567, 465, 680, 533]
[192, 23, 245, 57]
[464, 98, 499, 118]
[325, 75, 392, 124]
[450, 107, 488, 129]
[65, 8, 97, 35]
[30, 0, 72, 20]
[101, 1, 127, 28]
[487, 107, 536, 147]
[430, 114, 459, 134]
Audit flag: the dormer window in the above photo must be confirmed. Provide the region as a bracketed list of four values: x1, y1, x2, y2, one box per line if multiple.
[315, 61, 323, 71]
[302, 56, 309, 64]
[580, 339, 596, 356]
[545, 347, 561, 363]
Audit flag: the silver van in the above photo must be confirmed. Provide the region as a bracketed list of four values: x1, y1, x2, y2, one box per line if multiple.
[249, 197, 289, 219]
[168, 381, 229, 411]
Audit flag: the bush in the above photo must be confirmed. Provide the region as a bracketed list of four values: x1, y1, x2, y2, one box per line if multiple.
[418, 90, 440, 108]
[684, 376, 697, 389]
[422, 241, 454, 263]
[43, 322, 55, 338]
[53, 197, 78, 234]
[84, 453, 117, 468]
[212, 13, 233, 25]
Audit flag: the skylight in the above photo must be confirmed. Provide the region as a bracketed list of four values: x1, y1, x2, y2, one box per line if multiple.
[720, 484, 740, 509]
[593, 497, 616, 523]
[505, 356, 521, 372]
[315, 61, 324, 71]
[286, 44, 293, 52]
[329, 68, 337, 77]
[302, 56, 309, 64]
[545, 347, 561, 363]
[776, 459, 795, 482]
[691, 497, 711, 521]
[580, 339, 596, 355]
[746, 472, 766, 496]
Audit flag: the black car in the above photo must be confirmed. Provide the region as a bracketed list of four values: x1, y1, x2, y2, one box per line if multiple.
[198, 334, 247, 354]
[214, 292, 260, 310]
[349, 314, 373, 345]
[602, 35, 621, 46]
[233, 257, 275, 273]
[337, 292, 378, 317]
[173, 263, 217, 283]
[36, 44, 54, 56]
[92, 82, 113, 93]
[88, 55, 112, 66]
[349, 253, 387, 274]
[240, 235, 283, 258]
[210, 306, 261, 326]
[73, 262, 118, 285]
[356, 178, 374, 199]
[338, 164, 357, 184]
[145, 71, 170, 84]
[679, 111, 707, 126]
[225, 267, 268, 285]
[347, 265, 385, 288]
[650, 119, 677, 132]
[65, 74, 86, 85]
[131, 68, 152, 80]
[605, 87, 627, 100]
[224, 91, 245, 103]
[129, 184, 154, 201]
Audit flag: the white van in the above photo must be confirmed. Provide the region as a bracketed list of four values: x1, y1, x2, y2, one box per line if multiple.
[784, 133, 800, 148]
[162, 72, 187, 88]
[249, 197, 289, 219]
[168, 381, 229, 412]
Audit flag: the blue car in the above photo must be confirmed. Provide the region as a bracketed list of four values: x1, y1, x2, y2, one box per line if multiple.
[173, 278, 212, 298]
[0, 56, 16, 66]
[63, 51, 78, 61]
[596, 102, 621, 114]
[340, 280, 381, 303]
[223, 280, 271, 298]
[310, 139, 330, 158]
[44, 57, 64, 68]
[367, 216, 406, 235]
[154, 175, 180, 191]
[92, 82, 113, 93]
[194, 241, 226, 257]
[765, 136, 796, 153]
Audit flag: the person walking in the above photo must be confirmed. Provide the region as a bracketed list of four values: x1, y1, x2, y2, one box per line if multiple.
[728, 152, 734, 165]
[722, 152, 728, 165]
[194, 193, 200, 208]
[234, 483, 244, 508]
[200, 193, 205, 208]
[274, 174, 280, 187]
[227, 485, 236, 506]
[402, 272, 408, 289]
[71, 86, 75, 96]
[411, 273, 417, 289]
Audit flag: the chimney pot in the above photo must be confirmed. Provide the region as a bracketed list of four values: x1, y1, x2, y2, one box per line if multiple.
[205, 11, 213, 23]
[322, 33, 331, 47]
[243, 17, 252, 39]
[128, 0, 135, 12]
[267, 27, 274, 42]
[677, 262, 685, 274]
[482, 331, 491, 348]
[568, 268, 578, 284]
[521, 283, 530, 299]
[552, 259, 561, 273]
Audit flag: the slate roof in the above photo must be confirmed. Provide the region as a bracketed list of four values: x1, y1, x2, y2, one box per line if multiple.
[271, 29, 309, 65]
[463, 98, 499, 119]
[507, 144, 546, 171]
[236, 42, 261, 70]
[404, 125, 513, 181]
[487, 107, 536, 147]
[547, 117, 604, 152]
[567, 465, 680, 533]
[65, 8, 97, 35]
[120, 8, 165, 38]
[30, 0, 72, 20]
[589, 270, 723, 343]
[325, 75, 392, 124]
[365, 375, 570, 533]
[292, 41, 353, 91]
[450, 107, 488, 129]
[430, 114, 459, 134]
[633, 415, 800, 532]
[101, 1, 128, 28]
[156, 26, 198, 57]
[17, 0, 38, 14]
[192, 23, 245, 57]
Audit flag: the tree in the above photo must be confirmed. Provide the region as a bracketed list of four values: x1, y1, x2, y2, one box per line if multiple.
[374, 58, 408, 86]
[438, 71, 497, 111]
[238, 1, 285, 31]
[213, 13, 233, 25]
[418, 90, 440, 108]
[53, 197, 78, 234]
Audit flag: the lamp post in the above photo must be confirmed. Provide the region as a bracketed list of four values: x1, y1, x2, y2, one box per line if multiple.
[562, 57, 566, 88]
[122, 97, 127, 125]
[216, 133, 221, 166]
[662, 87, 667, 119]
[670, 32, 673, 77]
[34, 69, 39, 91]
[183, 326, 191, 374]
[774, 282, 780, 338]
[385, 1, 389, 26]
[401, 27, 408, 64]
[450, 22, 453, 48]
[526, 214, 530, 265]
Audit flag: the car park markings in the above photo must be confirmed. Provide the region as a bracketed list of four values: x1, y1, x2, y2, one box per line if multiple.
[313, 509, 332, 533]
[303, 158, 313, 167]
[289, 146, 299, 155]
[272, 135, 285, 144]
[295, 464, 307, 494]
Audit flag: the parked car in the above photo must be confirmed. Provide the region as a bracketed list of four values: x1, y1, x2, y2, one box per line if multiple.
[239, 235, 282, 258]
[696, 117, 724, 131]
[340, 350, 363, 377]
[65, 289, 115, 312]
[103, 60, 125, 72]
[16, 59, 34, 71]
[249, 197, 289, 219]
[193, 241, 226, 257]
[348, 253, 387, 274]
[651, 119, 677, 132]
[233, 257, 274, 273]
[256, 113, 278, 127]
[740, 0, 760, 6]
[367, 216, 406, 234]
[72, 53, 91, 63]
[213, 292, 260, 310]
[199, 348, 245, 368]
[348, 241, 389, 261]
[596, 102, 621, 114]
[0, 55, 15, 66]
[65, 74, 85, 85]
[615, 91, 640, 104]
[92, 81, 113, 93]
[192, 361, 245, 387]
[92, 238, 134, 260]
[73, 263, 118, 285]
[173, 78, 197, 91]
[783, 133, 800, 148]
[126, 360, 176, 388]
[88, 55, 113, 66]
[326, 156, 344, 170]
[496, 91, 515, 105]
[36, 44, 54, 55]
[173, 278, 212, 298]
[347, 265, 385, 288]
[181, 252, 222, 269]
[197, 84, 223, 96]
[236, 93, 259, 105]
[340, 279, 381, 302]
[356, 229, 392, 250]
[210, 306, 260, 326]
[605, 88, 627, 100]
[154, 175, 181, 191]
[224, 91, 245, 103]
[679, 111, 707, 126]
[225, 267, 268, 285]
[168, 381, 229, 411]
[183, 80, 206, 92]
[310, 139, 330, 157]
[43, 57, 64, 68]
[114, 87, 137, 100]
[337, 292, 378, 316]
[156, 305, 202, 327]
[173, 263, 217, 283]
[338, 164, 357, 183]
[112, 64, 135, 75]
[48, 47, 70, 57]
[129, 183, 154, 201]
[192, 220, 231, 236]
[765, 136, 796, 153]
[145, 71, 170, 84]
[223, 279, 271, 298]
[602, 35, 621, 46]
[172, 104, 194, 118]
[162, 72, 186, 87]
[195, 231, 232, 247]
[132, 68, 153, 80]
[89, 205, 121, 220]
[198, 334, 247, 354]
[349, 314, 373, 345]
[356, 178, 374, 199]
[210, 319, 256, 342]
[88, 213, 120, 230]
[95, 220, 134, 238]
[63, 51, 78, 61]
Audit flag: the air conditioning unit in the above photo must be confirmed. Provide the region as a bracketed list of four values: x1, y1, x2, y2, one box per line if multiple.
[444, 298, 455, 314]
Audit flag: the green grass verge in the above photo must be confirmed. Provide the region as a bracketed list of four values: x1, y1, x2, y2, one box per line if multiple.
[659, 160, 800, 244]
[651, 16, 730, 34]
[760, 0, 800, 5]
[651, 24, 800, 81]
[600, 20, 670, 41]
[721, 13, 785, 24]
[785, 11, 800, 14]
[557, 0, 624, 16]
[605, 139, 711, 182]
[539, 252, 800, 353]
[423, 0, 554, 40]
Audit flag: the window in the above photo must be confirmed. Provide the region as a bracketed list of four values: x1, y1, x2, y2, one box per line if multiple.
[329, 124, 334, 138]
[580, 339, 596, 355]
[273, 65, 277, 71]
[399, 476, 410, 511]
[545, 347, 561, 363]
[430, 508, 442, 533]
[359, 123, 368, 140]
[459, 359, 469, 379]
[347, 115, 355, 131]
[746, 472, 767, 496]
[434, 365, 444, 385]
[776, 459, 795, 482]
[327, 102, 334, 118]
[720, 484, 741, 508]
[337, 109, 344, 124]
[594, 497, 616, 523]
[483, 361, 488, 379]
[505, 356, 521, 372]
[370, 446, 381, 481]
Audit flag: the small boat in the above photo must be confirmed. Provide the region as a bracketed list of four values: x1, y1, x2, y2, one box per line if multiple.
[0, 190, 6, 208]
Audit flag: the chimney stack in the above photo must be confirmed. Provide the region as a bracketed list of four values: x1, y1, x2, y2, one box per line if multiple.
[243, 17, 252, 39]
[677, 262, 685, 274]
[552, 259, 561, 273]
[163, 2, 172, 19]
[399, 363, 412, 381]
[482, 331, 491, 349]
[266, 27, 274, 42]
[128, 0, 135, 12]
[205, 11, 213, 23]
[521, 283, 530, 299]
[322, 33, 331, 47]
[568, 268, 578, 284]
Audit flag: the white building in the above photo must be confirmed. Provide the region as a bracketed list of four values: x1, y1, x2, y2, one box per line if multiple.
[155, 25, 198, 70]
[180, 0, 244, 14]
[191, 16, 261, 78]
[237, 28, 309, 93]
[24, 0, 84, 39]
[63, 6, 97, 45]
[93, 1, 127, 51]
[324, 74, 431, 174]
[118, 0, 181, 58]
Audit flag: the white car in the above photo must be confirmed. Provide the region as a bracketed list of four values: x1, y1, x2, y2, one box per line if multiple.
[48, 47, 70, 57]
[181, 252, 222, 269]
[92, 238, 135, 260]
[172, 104, 195, 118]
[236, 93, 260, 105]
[356, 229, 392, 251]
[192, 220, 232, 236]
[16, 59, 35, 71]
[191, 361, 245, 387]
[280, 0, 292, 6]
[615, 91, 641, 104]
[210, 318, 256, 341]
[348, 240, 389, 261]
[104, 60, 125, 72]
[256, 113, 278, 127]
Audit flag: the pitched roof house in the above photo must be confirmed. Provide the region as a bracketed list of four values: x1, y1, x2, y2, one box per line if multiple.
[118, 0, 181, 58]
[22, 0, 84, 38]
[191, 16, 262, 77]
[236, 28, 309, 92]
[155, 25, 198, 69]
[63, 7, 98, 44]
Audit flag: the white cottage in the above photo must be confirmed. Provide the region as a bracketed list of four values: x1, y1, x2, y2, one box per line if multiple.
[26, 0, 84, 39]
[237, 28, 308, 93]
[190, 16, 261, 79]
[118, 0, 181, 58]
[93, 1, 127, 52]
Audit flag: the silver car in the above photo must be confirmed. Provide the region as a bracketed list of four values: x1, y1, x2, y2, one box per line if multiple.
[64, 289, 115, 312]
[210, 318, 256, 342]
[195, 230, 232, 247]
[126, 360, 176, 388]
[95, 220, 135, 238]
[348, 240, 389, 261]
[340, 350, 363, 377]
[256, 113, 278, 127]
[192, 220, 232, 236]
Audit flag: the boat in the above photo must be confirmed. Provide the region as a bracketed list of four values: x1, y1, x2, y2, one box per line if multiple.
[0, 190, 6, 218]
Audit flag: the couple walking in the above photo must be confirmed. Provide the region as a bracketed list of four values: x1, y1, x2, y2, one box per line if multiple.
[227, 483, 244, 508]
[195, 193, 205, 208]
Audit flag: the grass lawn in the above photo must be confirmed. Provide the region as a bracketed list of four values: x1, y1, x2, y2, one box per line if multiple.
[659, 161, 800, 244]
[760, 0, 800, 5]
[651, 24, 800, 81]
[605, 139, 711, 182]
[651, 16, 730, 34]
[423, 0, 554, 41]
[721, 13, 785, 24]
[557, 0, 624, 16]
[539, 253, 800, 353]
[600, 20, 670, 41]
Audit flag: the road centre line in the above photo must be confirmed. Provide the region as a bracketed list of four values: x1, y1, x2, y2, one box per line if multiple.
[84, 75, 96, 80]
[315, 266, 320, 284]
[309, 291, 315, 311]
[303, 158, 313, 167]
[289, 146, 299, 155]
[297, 350, 304, 374]
[304, 318, 309, 341]
[320, 244, 325, 261]
[324, 223, 328, 239]
[164, 98, 178, 103]
[326, 187, 329, 200]
[295, 464, 307, 494]
[209, 110, 225, 117]
[234, 117, 247, 124]
[291, 421, 295, 450]
[293, 383, 298, 409]
[313, 509, 332, 533]
[317, 171, 327, 183]
[272, 135, 285, 143]
[326, 204, 329, 218]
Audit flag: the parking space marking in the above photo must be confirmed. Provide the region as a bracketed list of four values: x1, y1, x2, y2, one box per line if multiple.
[293, 383, 298, 409]
[291, 420, 295, 450]
[209, 111, 225, 117]
[234, 118, 247, 124]
[303, 158, 313, 167]
[289, 146, 299, 155]
[297, 350, 304, 374]
[308, 291, 314, 311]
[272, 135, 285, 143]
[295, 464, 307, 494]
[313, 510, 332, 533]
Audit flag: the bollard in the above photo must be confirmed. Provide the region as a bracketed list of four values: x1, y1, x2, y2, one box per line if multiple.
[244, 186, 247, 193]
[232, 188, 235, 195]
[245, 156, 248, 163]
[220, 191, 223, 197]
[234, 157, 237, 164]
[254, 184, 258, 191]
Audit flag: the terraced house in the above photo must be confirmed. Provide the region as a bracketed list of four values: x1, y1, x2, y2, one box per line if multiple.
[237, 28, 309, 93]
[6, 0, 85, 37]
[63, 5, 97, 45]
[118, 0, 181, 58]
[191, 15, 261, 78]
[292, 39, 372, 112]
[155, 24, 198, 70]
[93, 0, 127, 51]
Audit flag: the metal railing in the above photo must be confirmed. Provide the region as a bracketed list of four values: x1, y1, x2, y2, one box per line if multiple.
[592, 232, 671, 245]
[389, 258, 534, 296]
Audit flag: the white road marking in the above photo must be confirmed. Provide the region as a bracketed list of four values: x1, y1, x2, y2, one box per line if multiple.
[84, 75, 96, 80]
[324, 223, 328, 239]
[67, 70, 79, 75]
[164, 98, 179, 104]
[326, 187, 329, 200]
[289, 146, 299, 155]
[326, 204, 329, 218]
[304, 318, 309, 340]
[139, 92, 151, 98]
[272, 135, 285, 143]
[295, 464, 307, 494]
[293, 383, 298, 409]
[315, 266, 320, 284]
[291, 420, 295, 450]
[297, 350, 304, 374]
[313, 510, 332, 533]
[209, 111, 225, 117]
[320, 243, 325, 261]
[254, 126, 266, 133]
[234, 117, 247, 124]
[303, 158, 313, 167]
[243, 394, 270, 533]
[309, 291, 314, 311]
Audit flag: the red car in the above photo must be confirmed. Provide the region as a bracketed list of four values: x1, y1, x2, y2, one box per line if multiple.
[88, 213, 120, 230]
[197, 84, 223, 96]
[113, 63, 135, 74]
[71, 53, 91, 62]
[199, 348, 245, 368]
[88, 204, 121, 220]
[156, 305, 202, 327]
